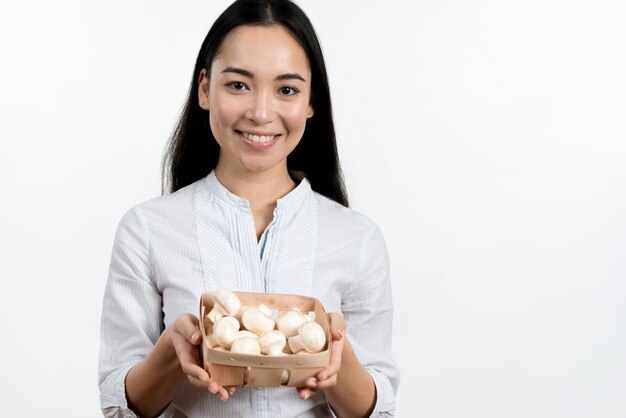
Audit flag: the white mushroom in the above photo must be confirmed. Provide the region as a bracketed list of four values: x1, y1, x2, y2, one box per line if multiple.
[230, 336, 261, 355]
[258, 330, 287, 356]
[257, 303, 272, 317]
[234, 330, 258, 340]
[276, 308, 309, 338]
[209, 316, 240, 349]
[235, 306, 250, 323]
[238, 303, 271, 322]
[206, 289, 241, 323]
[288, 321, 326, 354]
[280, 369, 290, 385]
[242, 307, 275, 335]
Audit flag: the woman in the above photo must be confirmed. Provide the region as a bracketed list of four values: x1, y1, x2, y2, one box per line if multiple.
[98, 1, 399, 417]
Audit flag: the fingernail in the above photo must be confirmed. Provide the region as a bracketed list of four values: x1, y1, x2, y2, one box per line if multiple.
[337, 330, 343, 340]
[303, 393, 310, 400]
[307, 379, 317, 388]
[228, 388, 235, 395]
[191, 333, 199, 343]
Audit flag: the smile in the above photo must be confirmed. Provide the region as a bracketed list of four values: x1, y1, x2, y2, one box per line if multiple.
[239, 131, 279, 144]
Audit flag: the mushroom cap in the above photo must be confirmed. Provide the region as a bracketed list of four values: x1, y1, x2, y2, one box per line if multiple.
[217, 316, 240, 331]
[212, 316, 240, 348]
[277, 309, 309, 338]
[230, 336, 261, 355]
[258, 330, 287, 355]
[242, 307, 275, 335]
[288, 321, 326, 353]
[234, 330, 258, 340]
[214, 289, 241, 316]
[206, 289, 241, 323]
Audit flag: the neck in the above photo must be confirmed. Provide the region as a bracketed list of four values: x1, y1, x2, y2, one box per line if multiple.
[214, 163, 297, 209]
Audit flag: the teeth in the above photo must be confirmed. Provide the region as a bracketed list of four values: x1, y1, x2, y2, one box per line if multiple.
[242, 132, 274, 144]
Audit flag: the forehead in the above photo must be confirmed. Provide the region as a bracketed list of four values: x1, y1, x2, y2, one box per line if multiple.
[212, 25, 311, 79]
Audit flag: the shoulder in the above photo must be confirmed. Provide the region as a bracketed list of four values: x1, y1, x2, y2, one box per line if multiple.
[117, 179, 201, 231]
[312, 192, 383, 242]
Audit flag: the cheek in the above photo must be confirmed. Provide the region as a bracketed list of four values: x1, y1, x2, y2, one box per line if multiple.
[282, 102, 310, 131]
[209, 99, 239, 134]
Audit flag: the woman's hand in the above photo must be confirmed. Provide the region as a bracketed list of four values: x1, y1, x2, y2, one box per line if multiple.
[170, 313, 237, 401]
[297, 312, 347, 400]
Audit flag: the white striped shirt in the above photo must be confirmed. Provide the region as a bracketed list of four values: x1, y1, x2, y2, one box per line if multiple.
[99, 171, 399, 417]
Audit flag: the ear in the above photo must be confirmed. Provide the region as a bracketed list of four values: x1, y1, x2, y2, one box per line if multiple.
[306, 104, 314, 118]
[198, 69, 210, 110]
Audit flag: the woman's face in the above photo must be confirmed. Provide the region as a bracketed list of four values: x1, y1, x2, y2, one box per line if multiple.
[198, 25, 314, 177]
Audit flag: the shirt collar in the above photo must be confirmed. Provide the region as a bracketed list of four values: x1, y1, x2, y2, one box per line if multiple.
[206, 170, 313, 213]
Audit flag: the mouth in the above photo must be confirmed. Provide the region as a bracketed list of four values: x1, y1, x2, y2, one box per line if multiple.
[237, 130, 280, 144]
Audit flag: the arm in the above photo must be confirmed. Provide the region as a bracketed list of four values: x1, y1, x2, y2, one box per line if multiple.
[323, 321, 378, 418]
[124, 326, 185, 417]
[125, 315, 232, 417]
[299, 225, 400, 417]
[98, 208, 230, 418]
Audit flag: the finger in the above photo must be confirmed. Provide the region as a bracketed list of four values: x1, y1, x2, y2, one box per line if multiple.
[297, 386, 317, 400]
[318, 337, 344, 382]
[172, 331, 204, 365]
[225, 386, 237, 395]
[330, 328, 343, 341]
[304, 377, 318, 389]
[211, 384, 230, 401]
[315, 374, 337, 390]
[189, 379, 229, 401]
[174, 314, 203, 346]
[327, 313, 346, 348]
[327, 312, 346, 332]
[176, 344, 209, 381]
[188, 375, 211, 389]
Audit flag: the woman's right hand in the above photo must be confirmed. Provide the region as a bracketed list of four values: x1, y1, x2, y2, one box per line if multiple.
[169, 313, 236, 401]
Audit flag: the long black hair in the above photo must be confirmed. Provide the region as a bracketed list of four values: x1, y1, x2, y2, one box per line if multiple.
[161, 0, 349, 207]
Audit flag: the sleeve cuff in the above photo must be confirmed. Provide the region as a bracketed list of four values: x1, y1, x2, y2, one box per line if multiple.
[368, 370, 397, 417]
[100, 361, 141, 418]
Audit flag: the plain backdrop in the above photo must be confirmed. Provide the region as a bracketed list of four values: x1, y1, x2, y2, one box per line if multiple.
[1, 1, 625, 417]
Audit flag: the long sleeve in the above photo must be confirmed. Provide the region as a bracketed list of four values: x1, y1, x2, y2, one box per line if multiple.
[98, 207, 163, 417]
[342, 224, 400, 417]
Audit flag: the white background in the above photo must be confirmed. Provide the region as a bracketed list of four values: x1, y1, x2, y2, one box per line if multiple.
[1, 1, 625, 417]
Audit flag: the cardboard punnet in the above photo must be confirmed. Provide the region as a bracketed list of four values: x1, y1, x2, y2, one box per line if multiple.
[199, 291, 331, 387]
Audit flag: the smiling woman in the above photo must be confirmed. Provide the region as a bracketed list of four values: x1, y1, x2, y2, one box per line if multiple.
[98, 1, 399, 417]
[199, 25, 314, 186]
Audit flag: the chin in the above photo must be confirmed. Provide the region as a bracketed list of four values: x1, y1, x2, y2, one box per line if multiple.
[240, 159, 281, 174]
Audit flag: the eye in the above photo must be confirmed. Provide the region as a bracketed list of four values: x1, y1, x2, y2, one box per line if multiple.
[226, 81, 248, 91]
[279, 86, 299, 96]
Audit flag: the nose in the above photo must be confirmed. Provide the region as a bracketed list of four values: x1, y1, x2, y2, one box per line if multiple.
[245, 90, 276, 124]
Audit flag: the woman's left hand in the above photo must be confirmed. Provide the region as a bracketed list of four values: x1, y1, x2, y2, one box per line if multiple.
[297, 312, 346, 400]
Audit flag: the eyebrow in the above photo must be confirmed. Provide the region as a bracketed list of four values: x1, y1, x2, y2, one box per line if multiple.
[221, 66, 306, 82]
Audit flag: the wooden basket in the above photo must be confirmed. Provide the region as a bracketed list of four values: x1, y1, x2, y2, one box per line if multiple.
[199, 291, 331, 387]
